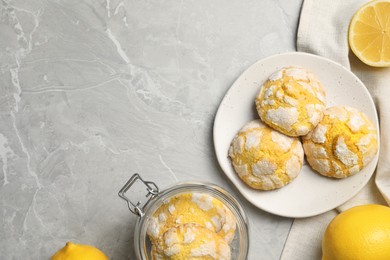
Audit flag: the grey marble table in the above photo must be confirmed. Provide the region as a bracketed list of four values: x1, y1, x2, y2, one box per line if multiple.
[0, 0, 303, 259]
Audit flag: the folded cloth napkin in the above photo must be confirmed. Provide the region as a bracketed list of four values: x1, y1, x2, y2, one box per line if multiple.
[280, 0, 390, 259]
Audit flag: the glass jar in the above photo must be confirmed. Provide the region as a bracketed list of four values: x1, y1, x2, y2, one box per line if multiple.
[118, 174, 249, 259]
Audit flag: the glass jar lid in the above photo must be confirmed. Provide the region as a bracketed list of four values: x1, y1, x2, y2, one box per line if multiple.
[119, 174, 249, 260]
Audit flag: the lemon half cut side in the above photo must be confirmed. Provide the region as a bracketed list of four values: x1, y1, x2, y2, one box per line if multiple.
[349, 0, 390, 67]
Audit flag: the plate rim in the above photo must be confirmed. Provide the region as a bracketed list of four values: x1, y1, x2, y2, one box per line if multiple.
[213, 51, 380, 218]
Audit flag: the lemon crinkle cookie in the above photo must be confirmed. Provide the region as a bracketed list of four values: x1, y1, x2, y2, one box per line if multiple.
[228, 119, 304, 190]
[303, 106, 378, 178]
[255, 66, 326, 136]
[151, 223, 231, 260]
[147, 193, 236, 244]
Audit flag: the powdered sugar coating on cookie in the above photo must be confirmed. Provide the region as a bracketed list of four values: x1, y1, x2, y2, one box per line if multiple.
[147, 193, 236, 244]
[303, 106, 378, 178]
[228, 119, 304, 190]
[151, 223, 231, 260]
[256, 66, 326, 136]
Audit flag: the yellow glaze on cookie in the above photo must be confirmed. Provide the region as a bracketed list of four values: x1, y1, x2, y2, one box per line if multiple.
[303, 106, 378, 178]
[255, 66, 326, 136]
[147, 193, 236, 244]
[228, 119, 304, 190]
[151, 223, 231, 260]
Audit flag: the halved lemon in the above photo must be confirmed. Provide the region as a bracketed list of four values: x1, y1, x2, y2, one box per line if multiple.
[349, 0, 390, 67]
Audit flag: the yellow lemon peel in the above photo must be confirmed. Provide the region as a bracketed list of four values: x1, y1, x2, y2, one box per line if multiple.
[322, 204, 390, 260]
[51, 242, 109, 260]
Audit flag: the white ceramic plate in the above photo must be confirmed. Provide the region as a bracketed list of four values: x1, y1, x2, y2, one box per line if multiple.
[213, 52, 380, 218]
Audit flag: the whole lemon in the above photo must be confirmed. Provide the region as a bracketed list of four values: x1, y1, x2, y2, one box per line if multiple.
[322, 204, 390, 260]
[51, 242, 109, 260]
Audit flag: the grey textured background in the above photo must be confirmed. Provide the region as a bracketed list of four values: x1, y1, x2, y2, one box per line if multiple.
[0, 0, 302, 259]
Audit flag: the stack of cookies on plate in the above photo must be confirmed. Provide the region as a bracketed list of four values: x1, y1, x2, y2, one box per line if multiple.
[228, 67, 379, 190]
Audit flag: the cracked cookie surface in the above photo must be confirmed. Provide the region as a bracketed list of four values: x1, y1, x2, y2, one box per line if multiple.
[228, 119, 304, 190]
[151, 223, 231, 260]
[303, 106, 378, 178]
[147, 193, 236, 244]
[256, 67, 326, 136]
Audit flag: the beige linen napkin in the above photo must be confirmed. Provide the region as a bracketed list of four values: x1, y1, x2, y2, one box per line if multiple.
[281, 0, 390, 259]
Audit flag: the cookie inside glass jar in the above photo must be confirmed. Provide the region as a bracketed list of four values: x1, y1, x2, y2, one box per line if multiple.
[151, 223, 231, 260]
[146, 192, 237, 259]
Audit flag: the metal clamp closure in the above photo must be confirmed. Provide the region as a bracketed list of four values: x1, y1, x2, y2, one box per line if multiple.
[118, 173, 159, 217]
